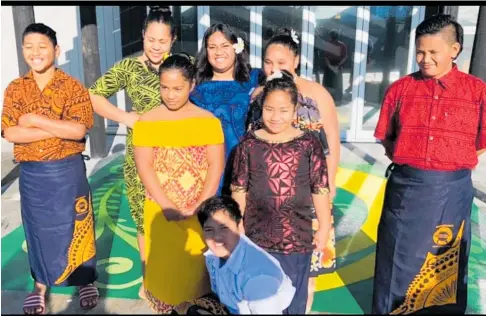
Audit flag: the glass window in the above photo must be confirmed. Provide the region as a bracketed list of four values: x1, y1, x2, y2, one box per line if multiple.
[119, 6, 147, 57]
[312, 6, 358, 132]
[262, 6, 304, 74]
[362, 6, 413, 131]
[173, 6, 198, 57]
[456, 6, 480, 74]
[209, 6, 251, 43]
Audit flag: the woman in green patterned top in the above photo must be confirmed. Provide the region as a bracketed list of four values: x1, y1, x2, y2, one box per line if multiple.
[88, 6, 175, 299]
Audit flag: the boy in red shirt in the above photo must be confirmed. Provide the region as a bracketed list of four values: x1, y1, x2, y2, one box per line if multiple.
[373, 14, 486, 314]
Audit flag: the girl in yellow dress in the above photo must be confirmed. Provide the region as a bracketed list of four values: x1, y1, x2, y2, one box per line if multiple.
[133, 53, 225, 313]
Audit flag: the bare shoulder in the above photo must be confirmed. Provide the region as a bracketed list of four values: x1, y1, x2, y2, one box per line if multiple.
[139, 107, 163, 122]
[309, 81, 333, 100]
[297, 78, 333, 105]
[192, 106, 216, 119]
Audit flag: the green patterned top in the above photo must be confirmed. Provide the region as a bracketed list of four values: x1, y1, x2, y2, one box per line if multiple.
[89, 57, 162, 234]
[89, 57, 161, 115]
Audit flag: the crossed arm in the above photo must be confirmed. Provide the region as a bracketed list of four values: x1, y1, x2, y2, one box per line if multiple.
[3, 113, 87, 144]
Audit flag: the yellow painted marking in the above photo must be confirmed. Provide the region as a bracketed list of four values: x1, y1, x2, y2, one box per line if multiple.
[316, 168, 387, 291]
[318, 252, 377, 291]
[316, 271, 346, 291]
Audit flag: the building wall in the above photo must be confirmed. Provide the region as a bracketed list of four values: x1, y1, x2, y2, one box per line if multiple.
[1, 5, 483, 153]
[1, 6, 125, 154]
[1, 6, 18, 153]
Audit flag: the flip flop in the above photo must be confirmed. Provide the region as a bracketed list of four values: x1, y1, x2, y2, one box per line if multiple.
[23, 293, 46, 315]
[78, 284, 99, 310]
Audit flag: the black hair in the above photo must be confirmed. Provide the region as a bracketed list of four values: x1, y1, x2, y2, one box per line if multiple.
[415, 14, 463, 59]
[22, 23, 57, 47]
[143, 6, 176, 40]
[197, 196, 242, 227]
[264, 27, 300, 57]
[329, 29, 339, 41]
[262, 69, 299, 108]
[159, 52, 195, 82]
[195, 23, 251, 85]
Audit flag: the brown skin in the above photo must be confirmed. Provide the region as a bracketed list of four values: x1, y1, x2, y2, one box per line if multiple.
[5, 32, 98, 314]
[384, 28, 462, 159]
[88, 22, 175, 299]
[259, 43, 338, 314]
[206, 31, 237, 81]
[88, 22, 176, 130]
[4, 34, 87, 145]
[260, 43, 340, 201]
[203, 210, 241, 259]
[233, 89, 331, 250]
[134, 69, 224, 222]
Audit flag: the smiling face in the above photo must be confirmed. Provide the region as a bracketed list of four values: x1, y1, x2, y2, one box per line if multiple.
[206, 31, 236, 75]
[263, 43, 299, 77]
[262, 89, 297, 135]
[202, 209, 240, 259]
[415, 28, 460, 79]
[160, 69, 194, 111]
[22, 33, 59, 74]
[143, 22, 174, 66]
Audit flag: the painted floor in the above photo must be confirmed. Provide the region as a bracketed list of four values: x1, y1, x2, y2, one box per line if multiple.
[2, 155, 485, 314]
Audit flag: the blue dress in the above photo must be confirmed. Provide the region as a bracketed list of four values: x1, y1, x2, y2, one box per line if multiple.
[190, 69, 262, 193]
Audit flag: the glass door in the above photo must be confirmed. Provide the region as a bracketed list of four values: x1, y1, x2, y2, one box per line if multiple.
[304, 6, 359, 140]
[353, 6, 425, 141]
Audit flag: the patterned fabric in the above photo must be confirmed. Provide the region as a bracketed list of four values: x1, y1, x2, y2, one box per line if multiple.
[249, 92, 329, 154]
[248, 92, 335, 273]
[231, 131, 329, 254]
[133, 117, 224, 308]
[149, 146, 208, 208]
[1, 69, 94, 162]
[20, 154, 97, 287]
[372, 165, 472, 314]
[171, 293, 229, 315]
[190, 69, 262, 193]
[374, 65, 486, 171]
[89, 57, 162, 234]
[309, 207, 336, 276]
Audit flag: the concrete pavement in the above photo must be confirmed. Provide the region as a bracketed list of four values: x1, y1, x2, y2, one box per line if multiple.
[2, 137, 485, 314]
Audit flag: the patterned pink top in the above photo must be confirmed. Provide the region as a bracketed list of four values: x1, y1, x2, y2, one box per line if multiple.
[231, 131, 329, 254]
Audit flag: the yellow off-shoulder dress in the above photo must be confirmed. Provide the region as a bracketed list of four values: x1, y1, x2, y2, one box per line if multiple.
[133, 117, 224, 313]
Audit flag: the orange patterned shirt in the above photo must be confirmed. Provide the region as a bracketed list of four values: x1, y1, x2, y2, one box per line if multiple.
[1, 69, 94, 162]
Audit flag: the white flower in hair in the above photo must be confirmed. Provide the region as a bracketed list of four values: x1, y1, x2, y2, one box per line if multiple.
[291, 29, 300, 44]
[233, 37, 244, 54]
[266, 71, 283, 82]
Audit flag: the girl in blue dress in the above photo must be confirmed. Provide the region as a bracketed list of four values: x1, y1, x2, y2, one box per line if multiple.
[190, 23, 262, 195]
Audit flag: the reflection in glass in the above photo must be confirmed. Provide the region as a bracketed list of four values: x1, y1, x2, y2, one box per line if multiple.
[363, 6, 413, 131]
[313, 6, 357, 131]
[262, 6, 303, 74]
[172, 6, 198, 57]
[456, 6, 480, 74]
[209, 6, 251, 43]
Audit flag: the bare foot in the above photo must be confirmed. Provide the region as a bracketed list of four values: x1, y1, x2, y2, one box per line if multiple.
[78, 283, 99, 310]
[23, 282, 48, 315]
[139, 284, 147, 300]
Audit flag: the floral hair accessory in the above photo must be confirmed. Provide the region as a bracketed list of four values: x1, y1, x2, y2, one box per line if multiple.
[233, 37, 244, 54]
[291, 29, 299, 44]
[266, 71, 283, 82]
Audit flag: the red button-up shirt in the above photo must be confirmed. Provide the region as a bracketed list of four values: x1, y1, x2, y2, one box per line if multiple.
[375, 65, 486, 171]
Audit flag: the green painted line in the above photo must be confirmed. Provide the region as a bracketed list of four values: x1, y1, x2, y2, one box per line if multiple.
[2, 158, 485, 314]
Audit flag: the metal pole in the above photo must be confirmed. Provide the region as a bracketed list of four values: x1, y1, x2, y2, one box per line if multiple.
[12, 6, 35, 76]
[79, 6, 107, 158]
[439, 6, 459, 19]
[469, 6, 486, 81]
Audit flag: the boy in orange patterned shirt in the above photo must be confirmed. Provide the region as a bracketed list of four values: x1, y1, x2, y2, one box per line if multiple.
[1, 23, 98, 314]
